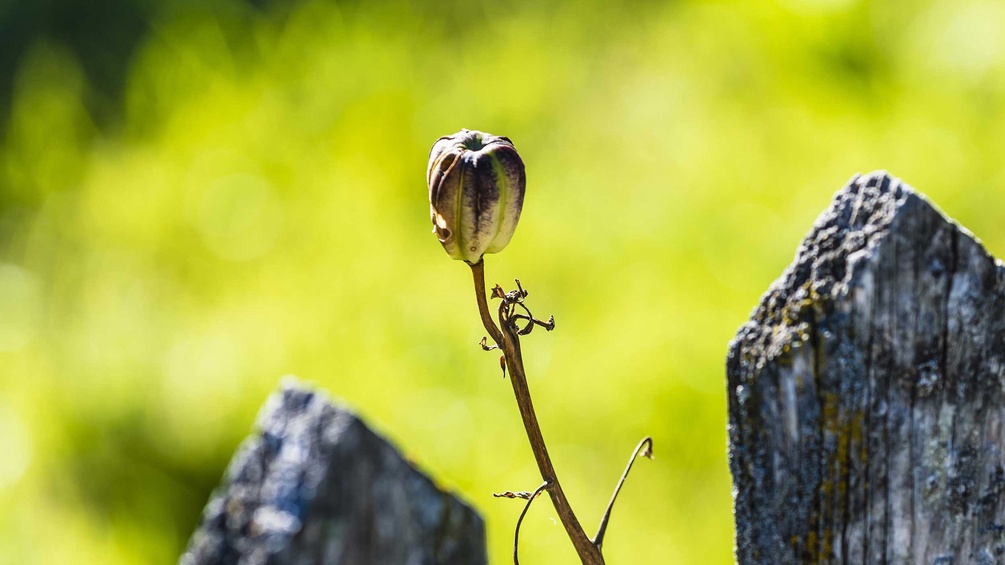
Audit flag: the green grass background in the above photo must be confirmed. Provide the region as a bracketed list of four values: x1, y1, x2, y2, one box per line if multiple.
[3, 0, 1005, 562]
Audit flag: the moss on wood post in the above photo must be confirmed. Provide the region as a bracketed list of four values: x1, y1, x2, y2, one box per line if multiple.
[728, 172, 1005, 563]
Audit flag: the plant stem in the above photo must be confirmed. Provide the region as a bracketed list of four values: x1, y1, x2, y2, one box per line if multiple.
[593, 436, 653, 549]
[470, 260, 604, 565]
[513, 481, 551, 565]
[471, 260, 503, 346]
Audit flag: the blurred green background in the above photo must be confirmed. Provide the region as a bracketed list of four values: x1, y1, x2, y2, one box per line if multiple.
[3, 0, 1005, 562]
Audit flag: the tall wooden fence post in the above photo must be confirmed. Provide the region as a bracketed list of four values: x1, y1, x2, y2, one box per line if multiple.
[727, 171, 1005, 563]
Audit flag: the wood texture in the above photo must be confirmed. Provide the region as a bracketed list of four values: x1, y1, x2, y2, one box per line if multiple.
[181, 378, 486, 565]
[727, 171, 1005, 563]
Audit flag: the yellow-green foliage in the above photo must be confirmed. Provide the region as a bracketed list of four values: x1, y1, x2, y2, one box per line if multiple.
[2, 0, 1005, 563]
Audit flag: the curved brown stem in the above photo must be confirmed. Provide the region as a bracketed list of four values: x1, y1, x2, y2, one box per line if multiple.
[593, 436, 654, 549]
[470, 260, 604, 564]
[470, 260, 503, 345]
[513, 480, 551, 565]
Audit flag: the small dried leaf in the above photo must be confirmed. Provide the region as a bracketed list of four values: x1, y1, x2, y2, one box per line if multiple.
[493, 490, 540, 500]
[641, 441, 654, 460]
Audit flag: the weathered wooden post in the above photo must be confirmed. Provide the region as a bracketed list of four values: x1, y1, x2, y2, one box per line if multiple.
[181, 377, 486, 565]
[727, 171, 1005, 564]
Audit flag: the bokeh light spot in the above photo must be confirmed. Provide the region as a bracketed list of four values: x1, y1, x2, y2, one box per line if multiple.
[0, 403, 32, 491]
[0, 264, 42, 352]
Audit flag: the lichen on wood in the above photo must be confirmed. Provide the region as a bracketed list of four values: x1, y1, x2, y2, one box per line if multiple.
[181, 377, 486, 565]
[728, 171, 1005, 563]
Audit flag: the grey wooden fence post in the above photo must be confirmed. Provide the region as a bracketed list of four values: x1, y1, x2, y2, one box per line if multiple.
[727, 171, 1005, 564]
[181, 377, 486, 565]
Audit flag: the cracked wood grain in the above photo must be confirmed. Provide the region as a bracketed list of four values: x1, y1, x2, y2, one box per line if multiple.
[727, 171, 1005, 564]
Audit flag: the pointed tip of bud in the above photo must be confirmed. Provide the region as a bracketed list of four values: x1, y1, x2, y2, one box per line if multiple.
[427, 130, 526, 263]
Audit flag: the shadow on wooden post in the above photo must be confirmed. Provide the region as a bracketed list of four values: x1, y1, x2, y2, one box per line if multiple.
[181, 377, 486, 565]
[727, 171, 1005, 563]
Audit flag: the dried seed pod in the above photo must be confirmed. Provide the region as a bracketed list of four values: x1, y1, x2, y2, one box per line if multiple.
[427, 129, 526, 263]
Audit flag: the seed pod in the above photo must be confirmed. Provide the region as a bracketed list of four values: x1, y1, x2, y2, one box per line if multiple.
[427, 129, 526, 263]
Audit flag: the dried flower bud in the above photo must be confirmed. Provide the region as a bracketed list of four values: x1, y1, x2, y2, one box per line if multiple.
[427, 129, 526, 263]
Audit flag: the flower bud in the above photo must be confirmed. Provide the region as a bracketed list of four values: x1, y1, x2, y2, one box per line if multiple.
[427, 129, 526, 263]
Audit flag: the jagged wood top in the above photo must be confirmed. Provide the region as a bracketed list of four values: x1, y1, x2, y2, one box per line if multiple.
[727, 171, 1005, 563]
